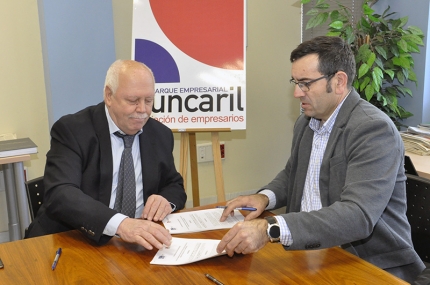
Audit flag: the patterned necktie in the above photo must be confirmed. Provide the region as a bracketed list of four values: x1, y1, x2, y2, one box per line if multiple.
[113, 131, 136, 217]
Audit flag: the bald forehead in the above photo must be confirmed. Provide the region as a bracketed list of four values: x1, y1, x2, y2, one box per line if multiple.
[119, 61, 154, 84]
[120, 60, 150, 73]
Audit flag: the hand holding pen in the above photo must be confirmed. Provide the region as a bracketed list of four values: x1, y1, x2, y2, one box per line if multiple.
[218, 194, 269, 222]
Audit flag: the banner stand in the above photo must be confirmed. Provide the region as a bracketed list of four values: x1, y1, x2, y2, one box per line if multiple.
[172, 128, 231, 207]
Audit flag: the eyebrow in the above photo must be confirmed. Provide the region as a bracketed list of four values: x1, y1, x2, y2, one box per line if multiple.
[291, 76, 313, 82]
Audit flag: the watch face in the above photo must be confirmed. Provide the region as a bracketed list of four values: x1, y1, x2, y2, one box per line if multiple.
[265, 216, 281, 242]
[269, 224, 280, 239]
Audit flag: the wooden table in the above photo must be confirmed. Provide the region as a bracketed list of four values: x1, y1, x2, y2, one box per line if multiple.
[0, 204, 407, 284]
[406, 151, 430, 179]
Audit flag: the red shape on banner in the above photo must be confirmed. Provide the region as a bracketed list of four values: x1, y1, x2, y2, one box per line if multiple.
[149, 0, 244, 70]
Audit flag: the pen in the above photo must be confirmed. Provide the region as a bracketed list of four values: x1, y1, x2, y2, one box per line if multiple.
[51, 248, 62, 270]
[205, 273, 224, 285]
[216, 206, 257, 211]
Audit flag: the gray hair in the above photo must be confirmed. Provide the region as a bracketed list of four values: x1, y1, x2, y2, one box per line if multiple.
[104, 59, 155, 96]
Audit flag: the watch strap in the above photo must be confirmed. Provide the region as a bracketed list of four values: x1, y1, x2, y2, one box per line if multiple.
[265, 216, 277, 224]
[265, 216, 281, 243]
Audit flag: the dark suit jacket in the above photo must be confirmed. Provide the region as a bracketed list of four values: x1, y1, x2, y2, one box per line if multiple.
[25, 102, 186, 245]
[261, 90, 425, 282]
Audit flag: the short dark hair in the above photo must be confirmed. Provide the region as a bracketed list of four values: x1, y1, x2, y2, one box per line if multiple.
[290, 36, 356, 87]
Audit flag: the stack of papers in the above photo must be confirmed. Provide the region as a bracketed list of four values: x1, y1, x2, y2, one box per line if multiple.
[150, 208, 244, 265]
[401, 125, 430, 156]
[150, 237, 226, 265]
[162, 208, 244, 234]
[0, 137, 37, 158]
[407, 125, 430, 138]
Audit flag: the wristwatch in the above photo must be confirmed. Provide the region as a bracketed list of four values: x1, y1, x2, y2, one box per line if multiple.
[265, 216, 281, 243]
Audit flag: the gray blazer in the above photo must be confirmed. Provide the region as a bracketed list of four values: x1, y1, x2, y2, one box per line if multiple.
[262, 90, 424, 282]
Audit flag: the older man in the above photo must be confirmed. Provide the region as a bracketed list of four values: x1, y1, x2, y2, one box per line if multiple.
[26, 60, 186, 250]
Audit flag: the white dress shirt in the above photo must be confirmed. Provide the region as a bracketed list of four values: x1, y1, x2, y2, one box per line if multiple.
[103, 106, 144, 236]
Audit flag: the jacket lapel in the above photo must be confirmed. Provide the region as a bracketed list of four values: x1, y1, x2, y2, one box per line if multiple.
[290, 116, 313, 212]
[93, 102, 114, 206]
[139, 119, 157, 203]
[319, 90, 361, 206]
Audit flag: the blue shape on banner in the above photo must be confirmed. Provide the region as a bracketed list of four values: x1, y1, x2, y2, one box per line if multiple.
[135, 39, 180, 83]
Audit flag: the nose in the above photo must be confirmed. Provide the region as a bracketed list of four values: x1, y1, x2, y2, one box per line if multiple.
[293, 85, 305, 98]
[135, 100, 146, 113]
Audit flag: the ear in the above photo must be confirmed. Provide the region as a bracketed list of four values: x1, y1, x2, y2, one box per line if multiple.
[104, 86, 113, 106]
[334, 71, 348, 94]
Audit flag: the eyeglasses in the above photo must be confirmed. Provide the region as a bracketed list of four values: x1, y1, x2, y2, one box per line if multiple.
[289, 73, 335, 92]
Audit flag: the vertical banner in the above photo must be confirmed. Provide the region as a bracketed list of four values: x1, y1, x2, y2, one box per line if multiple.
[132, 0, 246, 130]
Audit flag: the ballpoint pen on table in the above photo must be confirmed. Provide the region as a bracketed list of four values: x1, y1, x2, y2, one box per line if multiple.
[205, 273, 224, 285]
[51, 248, 62, 270]
[216, 206, 257, 211]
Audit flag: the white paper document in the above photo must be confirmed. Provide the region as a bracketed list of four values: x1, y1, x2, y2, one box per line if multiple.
[150, 237, 226, 265]
[162, 208, 244, 234]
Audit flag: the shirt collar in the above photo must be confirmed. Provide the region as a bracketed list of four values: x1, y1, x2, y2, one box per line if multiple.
[309, 89, 351, 133]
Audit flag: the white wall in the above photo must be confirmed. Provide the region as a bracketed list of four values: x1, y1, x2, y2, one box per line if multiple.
[0, 1, 50, 242]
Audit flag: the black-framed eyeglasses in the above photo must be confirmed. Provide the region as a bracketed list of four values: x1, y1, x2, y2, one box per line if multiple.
[289, 73, 336, 92]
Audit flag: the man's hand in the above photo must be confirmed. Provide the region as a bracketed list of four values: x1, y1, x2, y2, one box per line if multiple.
[116, 218, 172, 250]
[142, 195, 172, 221]
[219, 194, 269, 222]
[216, 219, 270, 257]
